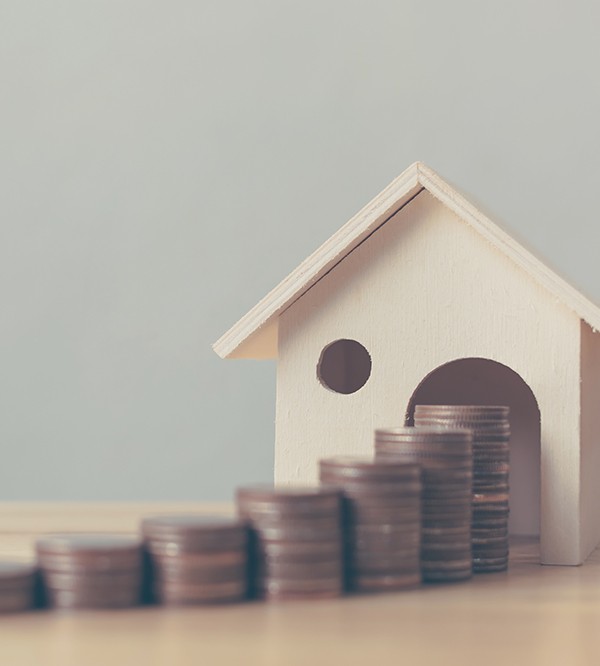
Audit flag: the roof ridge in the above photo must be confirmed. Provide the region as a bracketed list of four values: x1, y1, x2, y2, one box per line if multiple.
[214, 163, 600, 359]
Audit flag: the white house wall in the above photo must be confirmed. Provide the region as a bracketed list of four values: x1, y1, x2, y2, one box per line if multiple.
[275, 191, 582, 565]
[580, 321, 600, 561]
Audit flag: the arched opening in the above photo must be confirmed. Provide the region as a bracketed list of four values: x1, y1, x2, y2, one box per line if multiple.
[405, 358, 541, 538]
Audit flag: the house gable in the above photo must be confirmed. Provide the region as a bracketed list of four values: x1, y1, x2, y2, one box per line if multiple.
[213, 162, 600, 360]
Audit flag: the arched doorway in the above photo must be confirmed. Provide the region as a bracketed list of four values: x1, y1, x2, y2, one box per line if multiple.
[405, 358, 541, 537]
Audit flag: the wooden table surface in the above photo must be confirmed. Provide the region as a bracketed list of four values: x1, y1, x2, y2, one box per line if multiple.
[1, 508, 599, 666]
[0, 542, 600, 666]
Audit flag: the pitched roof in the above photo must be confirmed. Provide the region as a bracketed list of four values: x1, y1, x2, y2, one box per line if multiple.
[214, 162, 600, 359]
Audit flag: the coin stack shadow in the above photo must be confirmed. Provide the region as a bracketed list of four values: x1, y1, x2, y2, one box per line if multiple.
[414, 405, 510, 573]
[36, 535, 142, 610]
[142, 515, 249, 605]
[319, 456, 422, 593]
[236, 486, 344, 600]
[375, 427, 474, 583]
[0, 563, 38, 613]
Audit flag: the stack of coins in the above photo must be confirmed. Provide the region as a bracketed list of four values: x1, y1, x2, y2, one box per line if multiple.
[414, 405, 510, 573]
[319, 456, 421, 593]
[375, 427, 473, 583]
[142, 515, 249, 605]
[0, 562, 37, 613]
[36, 535, 142, 610]
[236, 486, 343, 600]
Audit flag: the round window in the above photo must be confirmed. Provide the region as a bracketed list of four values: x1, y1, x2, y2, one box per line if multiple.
[317, 339, 371, 395]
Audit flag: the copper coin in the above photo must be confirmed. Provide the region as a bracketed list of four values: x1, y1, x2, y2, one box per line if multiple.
[319, 457, 420, 480]
[472, 535, 509, 547]
[37, 535, 142, 572]
[422, 550, 471, 563]
[472, 546, 509, 558]
[473, 492, 509, 503]
[344, 495, 421, 510]
[422, 487, 472, 498]
[0, 562, 37, 591]
[153, 562, 246, 583]
[258, 541, 342, 559]
[474, 462, 510, 473]
[244, 514, 341, 530]
[156, 579, 247, 605]
[421, 470, 473, 484]
[374, 448, 473, 464]
[471, 519, 509, 530]
[256, 577, 342, 597]
[422, 498, 472, 509]
[472, 527, 508, 537]
[142, 515, 248, 551]
[474, 562, 509, 573]
[261, 588, 341, 601]
[254, 526, 342, 543]
[236, 486, 341, 512]
[473, 556, 509, 567]
[351, 543, 420, 559]
[472, 483, 509, 493]
[148, 549, 246, 567]
[415, 420, 509, 435]
[422, 534, 472, 546]
[423, 569, 473, 583]
[423, 519, 471, 530]
[351, 536, 420, 553]
[256, 560, 341, 579]
[0, 590, 34, 613]
[353, 572, 421, 592]
[415, 404, 509, 415]
[376, 425, 474, 439]
[423, 526, 471, 537]
[346, 512, 421, 528]
[46, 586, 140, 609]
[351, 557, 420, 574]
[350, 523, 420, 538]
[42, 569, 141, 591]
[320, 479, 422, 499]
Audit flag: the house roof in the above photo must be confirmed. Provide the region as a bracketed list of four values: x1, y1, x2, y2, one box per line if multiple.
[213, 162, 600, 359]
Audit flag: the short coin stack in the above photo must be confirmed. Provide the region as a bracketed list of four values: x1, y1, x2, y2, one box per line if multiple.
[414, 405, 510, 572]
[319, 456, 421, 592]
[236, 486, 343, 600]
[0, 562, 37, 613]
[36, 535, 142, 610]
[375, 427, 473, 583]
[142, 515, 249, 605]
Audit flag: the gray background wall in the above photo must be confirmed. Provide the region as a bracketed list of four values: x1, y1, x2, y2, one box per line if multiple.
[2, 1, 599, 500]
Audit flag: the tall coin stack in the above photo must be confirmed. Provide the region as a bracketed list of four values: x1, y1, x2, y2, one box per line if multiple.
[0, 563, 37, 613]
[236, 486, 343, 600]
[319, 456, 422, 593]
[142, 515, 249, 605]
[375, 427, 473, 583]
[36, 535, 142, 609]
[414, 405, 510, 573]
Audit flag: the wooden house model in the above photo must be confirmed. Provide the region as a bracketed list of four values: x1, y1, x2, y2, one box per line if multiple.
[214, 162, 600, 566]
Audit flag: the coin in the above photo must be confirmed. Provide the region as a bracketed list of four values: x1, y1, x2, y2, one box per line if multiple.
[237, 486, 342, 514]
[46, 586, 140, 610]
[353, 572, 421, 592]
[36, 535, 142, 572]
[142, 515, 248, 551]
[155, 579, 247, 605]
[42, 569, 141, 591]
